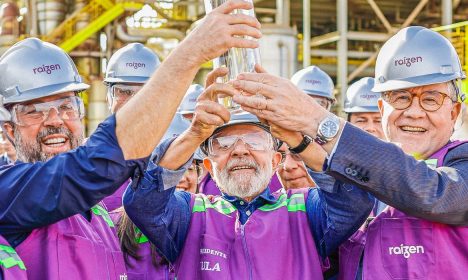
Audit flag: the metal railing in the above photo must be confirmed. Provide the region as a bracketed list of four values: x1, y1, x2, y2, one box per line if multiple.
[42, 0, 145, 52]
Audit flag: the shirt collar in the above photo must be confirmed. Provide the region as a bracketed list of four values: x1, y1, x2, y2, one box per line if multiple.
[222, 186, 277, 205]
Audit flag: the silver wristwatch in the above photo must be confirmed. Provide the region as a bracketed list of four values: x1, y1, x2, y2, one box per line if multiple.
[315, 115, 340, 145]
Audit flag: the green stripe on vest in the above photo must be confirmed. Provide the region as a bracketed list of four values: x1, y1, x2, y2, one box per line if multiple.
[134, 227, 149, 244]
[259, 193, 306, 212]
[0, 244, 26, 270]
[193, 193, 306, 214]
[425, 158, 438, 168]
[91, 204, 115, 228]
[193, 196, 237, 215]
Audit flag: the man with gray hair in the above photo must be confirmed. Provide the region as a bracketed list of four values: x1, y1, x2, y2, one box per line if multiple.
[231, 26, 468, 279]
[0, 1, 261, 279]
[123, 68, 374, 279]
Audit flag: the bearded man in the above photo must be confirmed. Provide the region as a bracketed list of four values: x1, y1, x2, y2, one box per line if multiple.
[123, 69, 374, 279]
[0, 1, 263, 279]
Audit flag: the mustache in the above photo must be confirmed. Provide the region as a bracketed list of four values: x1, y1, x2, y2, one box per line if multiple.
[37, 126, 73, 140]
[225, 157, 259, 173]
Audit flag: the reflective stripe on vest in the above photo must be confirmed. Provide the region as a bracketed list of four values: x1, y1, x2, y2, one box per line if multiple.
[259, 193, 306, 212]
[91, 204, 115, 227]
[134, 227, 149, 244]
[192, 193, 306, 215]
[0, 244, 26, 270]
[193, 196, 237, 214]
[424, 158, 438, 168]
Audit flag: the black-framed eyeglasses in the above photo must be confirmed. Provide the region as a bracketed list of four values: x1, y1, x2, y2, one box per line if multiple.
[382, 90, 457, 112]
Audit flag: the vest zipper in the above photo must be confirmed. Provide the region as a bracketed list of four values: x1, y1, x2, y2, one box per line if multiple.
[240, 224, 253, 280]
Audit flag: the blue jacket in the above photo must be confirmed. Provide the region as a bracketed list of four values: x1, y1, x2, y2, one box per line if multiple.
[0, 115, 148, 247]
[326, 123, 468, 225]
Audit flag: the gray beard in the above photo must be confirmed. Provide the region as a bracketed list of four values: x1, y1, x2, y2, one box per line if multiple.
[212, 157, 273, 199]
[14, 125, 83, 163]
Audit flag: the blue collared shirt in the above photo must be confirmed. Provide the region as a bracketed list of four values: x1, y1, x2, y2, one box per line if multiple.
[0, 115, 148, 247]
[0, 154, 12, 167]
[124, 139, 374, 263]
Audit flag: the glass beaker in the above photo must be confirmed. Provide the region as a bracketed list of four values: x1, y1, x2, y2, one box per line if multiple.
[204, 0, 261, 113]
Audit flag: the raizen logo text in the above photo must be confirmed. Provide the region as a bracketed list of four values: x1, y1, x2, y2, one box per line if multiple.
[394, 56, 423, 67]
[359, 94, 379, 100]
[388, 244, 425, 259]
[126, 62, 145, 69]
[119, 273, 127, 280]
[200, 248, 226, 272]
[305, 79, 321, 85]
[33, 64, 61, 74]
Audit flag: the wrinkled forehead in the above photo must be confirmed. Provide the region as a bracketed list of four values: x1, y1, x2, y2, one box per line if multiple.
[215, 124, 268, 137]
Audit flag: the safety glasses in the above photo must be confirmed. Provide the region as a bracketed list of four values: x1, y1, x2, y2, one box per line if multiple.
[109, 84, 143, 101]
[310, 96, 333, 111]
[382, 90, 457, 112]
[208, 131, 273, 156]
[10, 96, 84, 126]
[279, 150, 303, 165]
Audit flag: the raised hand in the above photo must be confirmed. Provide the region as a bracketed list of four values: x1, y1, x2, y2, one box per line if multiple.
[231, 65, 330, 137]
[182, 0, 262, 66]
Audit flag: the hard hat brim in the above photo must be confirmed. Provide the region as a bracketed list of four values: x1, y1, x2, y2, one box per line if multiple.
[303, 89, 334, 100]
[179, 110, 195, 115]
[344, 106, 380, 113]
[103, 76, 148, 84]
[3, 81, 90, 105]
[372, 73, 464, 93]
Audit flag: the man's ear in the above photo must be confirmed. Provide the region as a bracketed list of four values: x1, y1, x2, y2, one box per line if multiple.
[271, 151, 282, 170]
[3, 122, 15, 144]
[451, 102, 462, 122]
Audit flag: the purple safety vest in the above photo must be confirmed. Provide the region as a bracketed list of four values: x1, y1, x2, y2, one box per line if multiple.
[0, 235, 28, 280]
[103, 180, 131, 212]
[174, 188, 326, 280]
[199, 173, 283, 195]
[110, 211, 172, 280]
[16, 203, 127, 280]
[339, 141, 468, 280]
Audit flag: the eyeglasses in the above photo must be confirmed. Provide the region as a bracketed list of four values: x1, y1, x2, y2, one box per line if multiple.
[310, 96, 332, 111]
[208, 131, 273, 156]
[279, 150, 303, 164]
[186, 162, 203, 175]
[10, 96, 84, 126]
[109, 84, 143, 101]
[382, 90, 456, 112]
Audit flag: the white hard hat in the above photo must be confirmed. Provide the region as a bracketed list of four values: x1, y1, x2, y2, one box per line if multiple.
[291, 66, 335, 100]
[344, 77, 381, 113]
[0, 38, 89, 105]
[161, 113, 191, 141]
[104, 43, 160, 84]
[179, 84, 204, 115]
[373, 26, 465, 95]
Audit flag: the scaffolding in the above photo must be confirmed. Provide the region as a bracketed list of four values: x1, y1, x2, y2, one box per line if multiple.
[433, 21, 468, 103]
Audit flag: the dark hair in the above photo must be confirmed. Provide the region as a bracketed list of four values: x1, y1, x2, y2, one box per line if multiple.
[114, 207, 167, 268]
